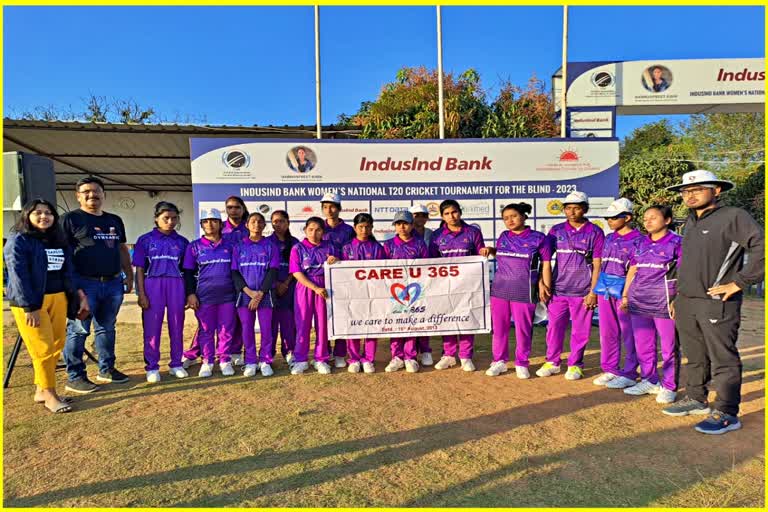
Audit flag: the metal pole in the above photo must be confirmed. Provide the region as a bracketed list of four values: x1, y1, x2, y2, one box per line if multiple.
[315, 5, 322, 139]
[437, 5, 445, 140]
[560, 5, 568, 138]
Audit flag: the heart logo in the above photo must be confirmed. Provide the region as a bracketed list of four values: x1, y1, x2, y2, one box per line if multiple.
[390, 283, 422, 306]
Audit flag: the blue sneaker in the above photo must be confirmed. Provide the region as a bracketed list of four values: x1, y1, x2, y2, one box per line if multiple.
[694, 410, 742, 435]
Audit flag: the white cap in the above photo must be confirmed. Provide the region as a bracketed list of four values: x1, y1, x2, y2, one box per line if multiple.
[603, 198, 634, 217]
[666, 169, 734, 192]
[408, 204, 429, 215]
[563, 190, 589, 205]
[199, 208, 223, 221]
[320, 192, 342, 205]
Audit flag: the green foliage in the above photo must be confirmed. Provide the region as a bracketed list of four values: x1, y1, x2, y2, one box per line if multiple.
[620, 120, 678, 162]
[482, 76, 559, 138]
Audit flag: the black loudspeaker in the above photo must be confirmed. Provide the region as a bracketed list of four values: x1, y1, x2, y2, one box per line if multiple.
[2, 152, 57, 210]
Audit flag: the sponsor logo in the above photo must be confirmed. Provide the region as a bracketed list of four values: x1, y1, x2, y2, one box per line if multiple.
[536, 148, 601, 172]
[259, 204, 271, 214]
[717, 68, 765, 82]
[591, 71, 614, 88]
[426, 202, 440, 217]
[559, 149, 579, 162]
[547, 200, 564, 215]
[390, 282, 422, 306]
[359, 156, 492, 172]
[222, 150, 251, 169]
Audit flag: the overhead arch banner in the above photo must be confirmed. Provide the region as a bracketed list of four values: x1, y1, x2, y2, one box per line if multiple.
[190, 138, 619, 242]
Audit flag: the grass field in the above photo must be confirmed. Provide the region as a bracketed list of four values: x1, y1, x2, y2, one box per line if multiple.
[2, 300, 764, 507]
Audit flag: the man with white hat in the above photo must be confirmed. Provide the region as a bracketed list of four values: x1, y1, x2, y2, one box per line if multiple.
[661, 170, 763, 435]
[409, 204, 434, 246]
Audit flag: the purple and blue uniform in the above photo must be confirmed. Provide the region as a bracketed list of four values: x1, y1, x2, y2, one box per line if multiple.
[323, 219, 355, 250]
[490, 228, 552, 367]
[133, 228, 189, 371]
[267, 233, 300, 359]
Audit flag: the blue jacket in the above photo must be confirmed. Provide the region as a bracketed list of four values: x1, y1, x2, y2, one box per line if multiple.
[4, 232, 78, 312]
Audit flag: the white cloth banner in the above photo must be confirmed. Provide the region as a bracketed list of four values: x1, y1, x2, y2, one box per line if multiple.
[325, 256, 491, 340]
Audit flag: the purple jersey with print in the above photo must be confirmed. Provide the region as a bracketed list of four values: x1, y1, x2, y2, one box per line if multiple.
[383, 236, 429, 260]
[429, 222, 485, 258]
[289, 239, 339, 287]
[267, 233, 300, 309]
[491, 228, 552, 303]
[628, 232, 682, 319]
[342, 238, 386, 261]
[549, 220, 605, 297]
[132, 228, 189, 278]
[222, 219, 248, 246]
[322, 219, 355, 250]
[232, 237, 280, 308]
[600, 230, 643, 277]
[183, 237, 236, 305]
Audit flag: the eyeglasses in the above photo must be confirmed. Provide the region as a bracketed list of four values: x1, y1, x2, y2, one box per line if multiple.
[680, 187, 711, 197]
[606, 214, 628, 221]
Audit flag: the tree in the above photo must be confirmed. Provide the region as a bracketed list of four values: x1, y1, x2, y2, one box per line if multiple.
[481, 75, 559, 138]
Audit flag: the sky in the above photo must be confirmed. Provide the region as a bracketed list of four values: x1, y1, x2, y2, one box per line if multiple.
[3, 5, 764, 140]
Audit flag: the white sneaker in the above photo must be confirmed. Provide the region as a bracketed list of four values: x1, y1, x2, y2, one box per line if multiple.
[230, 353, 244, 366]
[260, 363, 274, 377]
[334, 356, 347, 368]
[405, 359, 420, 373]
[348, 361, 362, 373]
[460, 358, 476, 372]
[535, 362, 561, 377]
[564, 366, 584, 381]
[146, 370, 161, 383]
[385, 357, 405, 373]
[420, 352, 434, 366]
[286, 352, 295, 366]
[220, 362, 235, 376]
[315, 361, 332, 374]
[515, 366, 530, 379]
[243, 364, 258, 377]
[623, 379, 661, 396]
[592, 373, 617, 386]
[485, 361, 508, 377]
[434, 356, 457, 370]
[198, 363, 214, 378]
[656, 388, 677, 404]
[169, 367, 188, 379]
[362, 362, 376, 374]
[181, 356, 197, 369]
[290, 361, 309, 375]
[606, 376, 637, 389]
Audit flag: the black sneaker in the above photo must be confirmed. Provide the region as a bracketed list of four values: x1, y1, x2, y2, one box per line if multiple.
[662, 396, 711, 417]
[96, 368, 130, 384]
[64, 376, 100, 394]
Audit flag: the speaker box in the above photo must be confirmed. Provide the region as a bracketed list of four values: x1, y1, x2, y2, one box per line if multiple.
[2, 152, 57, 211]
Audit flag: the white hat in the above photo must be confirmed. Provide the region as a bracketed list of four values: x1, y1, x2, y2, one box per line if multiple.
[408, 204, 429, 215]
[563, 190, 589, 205]
[199, 208, 223, 221]
[320, 192, 342, 205]
[603, 198, 634, 217]
[667, 169, 734, 192]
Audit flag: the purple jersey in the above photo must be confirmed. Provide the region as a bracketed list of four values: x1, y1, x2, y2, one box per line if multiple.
[322, 219, 355, 250]
[600, 229, 642, 277]
[289, 239, 339, 287]
[342, 238, 386, 261]
[429, 222, 485, 258]
[549, 220, 605, 297]
[222, 219, 248, 246]
[383, 235, 429, 260]
[132, 228, 189, 278]
[183, 237, 236, 305]
[267, 233, 300, 309]
[628, 231, 682, 319]
[232, 237, 280, 308]
[413, 227, 434, 246]
[491, 228, 553, 303]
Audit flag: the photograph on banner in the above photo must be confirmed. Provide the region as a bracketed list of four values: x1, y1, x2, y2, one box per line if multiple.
[325, 256, 491, 340]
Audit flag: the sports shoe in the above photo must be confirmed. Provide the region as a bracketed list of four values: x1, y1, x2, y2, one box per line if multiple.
[260, 363, 274, 377]
[169, 367, 188, 379]
[362, 362, 376, 374]
[243, 364, 258, 377]
[290, 361, 309, 375]
[434, 356, 457, 370]
[181, 356, 197, 369]
[146, 370, 161, 383]
[198, 363, 214, 378]
[460, 359, 476, 372]
[348, 361, 362, 374]
[96, 368, 130, 384]
[564, 366, 583, 381]
[285, 352, 295, 366]
[230, 353, 244, 366]
[405, 359, 420, 373]
[662, 396, 711, 417]
[592, 373, 617, 386]
[64, 376, 100, 394]
[385, 357, 405, 373]
[220, 362, 235, 376]
[606, 376, 637, 389]
[334, 356, 347, 369]
[623, 379, 661, 396]
[485, 361, 508, 377]
[515, 366, 530, 379]
[694, 410, 742, 435]
[420, 352, 434, 366]
[656, 388, 677, 404]
[535, 362, 561, 377]
[315, 361, 332, 375]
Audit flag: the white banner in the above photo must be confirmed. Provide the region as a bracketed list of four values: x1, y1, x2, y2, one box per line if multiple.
[325, 256, 491, 340]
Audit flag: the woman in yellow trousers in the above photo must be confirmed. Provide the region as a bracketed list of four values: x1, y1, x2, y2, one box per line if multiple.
[4, 199, 89, 413]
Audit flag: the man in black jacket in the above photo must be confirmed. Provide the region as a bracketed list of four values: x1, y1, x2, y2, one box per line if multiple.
[661, 170, 764, 434]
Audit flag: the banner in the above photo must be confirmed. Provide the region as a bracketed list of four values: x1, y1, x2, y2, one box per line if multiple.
[324, 256, 491, 340]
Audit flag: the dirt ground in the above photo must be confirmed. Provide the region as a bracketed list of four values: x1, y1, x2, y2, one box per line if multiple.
[2, 299, 764, 507]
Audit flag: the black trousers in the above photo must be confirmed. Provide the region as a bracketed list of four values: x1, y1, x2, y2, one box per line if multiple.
[675, 295, 743, 416]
